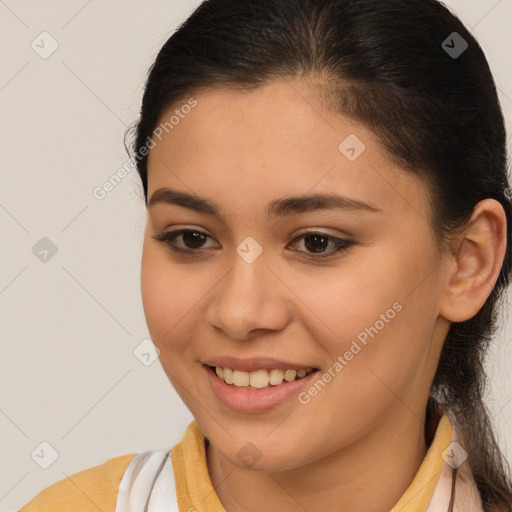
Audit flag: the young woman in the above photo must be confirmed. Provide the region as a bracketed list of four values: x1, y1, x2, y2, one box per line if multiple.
[20, 0, 512, 511]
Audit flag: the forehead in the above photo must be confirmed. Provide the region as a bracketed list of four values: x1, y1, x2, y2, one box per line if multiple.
[146, 80, 432, 225]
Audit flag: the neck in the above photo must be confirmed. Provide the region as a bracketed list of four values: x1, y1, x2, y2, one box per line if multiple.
[206, 408, 429, 512]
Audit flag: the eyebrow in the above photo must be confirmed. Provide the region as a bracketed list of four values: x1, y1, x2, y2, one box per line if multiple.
[148, 187, 381, 219]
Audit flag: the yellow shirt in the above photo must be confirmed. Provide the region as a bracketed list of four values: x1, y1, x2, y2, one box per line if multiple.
[20, 414, 453, 511]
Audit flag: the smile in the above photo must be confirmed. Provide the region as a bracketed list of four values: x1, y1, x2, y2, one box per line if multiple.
[212, 366, 315, 389]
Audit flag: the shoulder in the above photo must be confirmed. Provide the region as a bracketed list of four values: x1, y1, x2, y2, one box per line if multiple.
[19, 453, 137, 512]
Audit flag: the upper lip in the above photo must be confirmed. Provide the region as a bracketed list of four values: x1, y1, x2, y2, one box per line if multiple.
[202, 356, 317, 372]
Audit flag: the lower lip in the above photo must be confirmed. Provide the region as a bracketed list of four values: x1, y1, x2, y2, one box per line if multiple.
[204, 365, 318, 413]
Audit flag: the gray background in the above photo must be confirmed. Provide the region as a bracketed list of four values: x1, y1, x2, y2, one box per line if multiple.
[0, 1, 511, 510]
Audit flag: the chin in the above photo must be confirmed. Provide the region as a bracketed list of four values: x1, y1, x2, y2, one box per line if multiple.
[223, 448, 304, 473]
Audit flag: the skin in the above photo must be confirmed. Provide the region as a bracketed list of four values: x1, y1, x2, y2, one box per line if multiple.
[140, 79, 507, 512]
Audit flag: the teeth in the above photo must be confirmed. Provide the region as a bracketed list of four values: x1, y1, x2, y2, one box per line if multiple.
[283, 369, 296, 382]
[233, 370, 250, 387]
[213, 366, 314, 389]
[269, 368, 284, 385]
[250, 369, 269, 388]
[223, 368, 234, 385]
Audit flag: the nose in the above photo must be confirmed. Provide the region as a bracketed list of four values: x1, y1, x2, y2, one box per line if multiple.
[204, 247, 292, 341]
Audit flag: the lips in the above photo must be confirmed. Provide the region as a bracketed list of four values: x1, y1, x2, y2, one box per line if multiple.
[202, 356, 317, 372]
[203, 362, 319, 412]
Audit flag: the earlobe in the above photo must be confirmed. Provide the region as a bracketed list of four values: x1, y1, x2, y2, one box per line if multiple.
[439, 199, 507, 323]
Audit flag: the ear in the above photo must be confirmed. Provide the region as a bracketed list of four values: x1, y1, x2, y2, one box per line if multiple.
[439, 199, 508, 323]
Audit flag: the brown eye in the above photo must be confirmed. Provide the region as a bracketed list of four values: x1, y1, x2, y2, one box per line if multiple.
[153, 229, 355, 259]
[289, 232, 355, 258]
[152, 229, 217, 254]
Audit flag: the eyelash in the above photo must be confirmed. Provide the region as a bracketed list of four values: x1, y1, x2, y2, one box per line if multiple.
[152, 229, 355, 259]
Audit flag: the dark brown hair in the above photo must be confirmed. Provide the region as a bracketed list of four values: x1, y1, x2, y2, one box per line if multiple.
[127, 0, 512, 509]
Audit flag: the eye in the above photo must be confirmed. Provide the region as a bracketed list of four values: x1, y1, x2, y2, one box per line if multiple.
[288, 231, 355, 258]
[152, 229, 355, 259]
[152, 229, 217, 255]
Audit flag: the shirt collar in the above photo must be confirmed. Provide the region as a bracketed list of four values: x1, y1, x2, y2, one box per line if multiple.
[171, 410, 481, 512]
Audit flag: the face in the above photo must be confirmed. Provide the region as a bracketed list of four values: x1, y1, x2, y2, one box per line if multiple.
[141, 79, 451, 472]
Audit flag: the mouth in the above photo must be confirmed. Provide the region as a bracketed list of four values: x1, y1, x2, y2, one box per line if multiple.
[206, 364, 318, 390]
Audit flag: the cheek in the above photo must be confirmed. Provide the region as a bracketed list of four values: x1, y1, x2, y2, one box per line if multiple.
[314, 243, 441, 410]
[140, 245, 167, 337]
[296, 252, 406, 350]
[312, 240, 435, 350]
[140, 242, 211, 357]
[140, 243, 188, 350]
